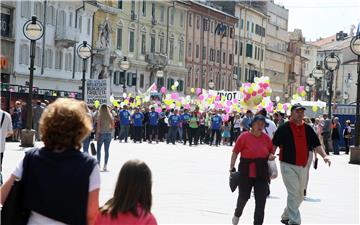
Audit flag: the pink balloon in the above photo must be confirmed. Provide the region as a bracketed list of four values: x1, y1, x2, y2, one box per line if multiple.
[283, 104, 288, 111]
[225, 107, 230, 113]
[152, 85, 157, 91]
[262, 93, 267, 97]
[156, 107, 162, 113]
[166, 105, 171, 110]
[223, 114, 229, 122]
[185, 104, 190, 109]
[196, 88, 202, 95]
[258, 88, 264, 94]
[251, 91, 257, 97]
[232, 98, 238, 104]
[215, 95, 220, 101]
[298, 86, 304, 93]
[160, 86, 166, 94]
[171, 92, 178, 100]
[226, 100, 232, 106]
[199, 94, 204, 101]
[263, 83, 269, 89]
[208, 94, 213, 98]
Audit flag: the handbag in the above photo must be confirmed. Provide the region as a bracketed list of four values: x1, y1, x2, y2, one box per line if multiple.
[268, 160, 278, 179]
[313, 158, 318, 170]
[1, 152, 31, 225]
[229, 171, 241, 192]
[90, 142, 97, 156]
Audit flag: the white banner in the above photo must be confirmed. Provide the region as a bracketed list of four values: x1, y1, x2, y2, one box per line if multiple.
[86, 79, 110, 105]
[208, 90, 241, 101]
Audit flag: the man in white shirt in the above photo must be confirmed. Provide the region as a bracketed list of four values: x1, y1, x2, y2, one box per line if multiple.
[258, 109, 277, 139]
[0, 109, 13, 185]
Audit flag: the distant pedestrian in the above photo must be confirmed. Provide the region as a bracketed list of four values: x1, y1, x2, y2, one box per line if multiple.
[343, 120, 352, 154]
[210, 110, 222, 146]
[222, 121, 231, 145]
[148, 107, 159, 143]
[331, 117, 341, 155]
[131, 108, 144, 143]
[1, 98, 100, 225]
[272, 103, 330, 225]
[33, 100, 44, 141]
[96, 104, 114, 171]
[188, 111, 199, 146]
[95, 160, 157, 225]
[322, 114, 332, 155]
[167, 109, 180, 145]
[119, 105, 131, 143]
[12, 101, 22, 142]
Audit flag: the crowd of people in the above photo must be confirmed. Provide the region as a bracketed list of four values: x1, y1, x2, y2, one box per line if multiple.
[0, 97, 354, 225]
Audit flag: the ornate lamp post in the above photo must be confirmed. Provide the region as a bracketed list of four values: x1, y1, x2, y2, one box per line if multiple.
[77, 41, 92, 101]
[349, 27, 360, 163]
[119, 57, 130, 95]
[21, 15, 44, 147]
[324, 52, 340, 117]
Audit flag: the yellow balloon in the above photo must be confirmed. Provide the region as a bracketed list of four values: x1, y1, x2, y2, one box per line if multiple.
[176, 101, 181, 107]
[124, 100, 129, 105]
[261, 101, 266, 107]
[240, 87, 244, 92]
[190, 88, 195, 93]
[277, 103, 283, 110]
[135, 96, 140, 101]
[128, 93, 132, 98]
[248, 87, 253, 94]
[113, 100, 119, 107]
[312, 105, 318, 112]
[94, 100, 100, 108]
[293, 94, 299, 100]
[171, 85, 176, 91]
[300, 91, 306, 97]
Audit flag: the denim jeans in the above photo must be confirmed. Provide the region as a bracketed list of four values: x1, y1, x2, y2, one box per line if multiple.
[167, 126, 178, 144]
[178, 126, 183, 142]
[82, 135, 91, 153]
[97, 133, 112, 165]
[119, 125, 130, 142]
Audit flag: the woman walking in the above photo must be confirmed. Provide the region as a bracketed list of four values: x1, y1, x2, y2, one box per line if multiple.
[96, 104, 114, 171]
[12, 101, 22, 142]
[95, 160, 157, 225]
[188, 111, 199, 146]
[229, 115, 274, 225]
[343, 120, 352, 154]
[1, 98, 100, 225]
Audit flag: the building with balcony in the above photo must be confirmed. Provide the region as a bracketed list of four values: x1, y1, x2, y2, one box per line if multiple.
[185, 1, 237, 92]
[92, 0, 188, 97]
[10, 0, 97, 100]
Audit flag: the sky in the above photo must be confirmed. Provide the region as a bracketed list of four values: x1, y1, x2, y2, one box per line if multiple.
[274, 0, 360, 42]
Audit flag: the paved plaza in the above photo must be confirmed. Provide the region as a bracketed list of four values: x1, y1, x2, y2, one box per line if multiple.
[2, 141, 359, 224]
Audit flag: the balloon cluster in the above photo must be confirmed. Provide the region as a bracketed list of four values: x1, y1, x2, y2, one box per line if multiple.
[239, 76, 272, 110]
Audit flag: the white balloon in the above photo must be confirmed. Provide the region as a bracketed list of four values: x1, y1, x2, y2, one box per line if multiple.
[174, 81, 179, 87]
[275, 96, 280, 102]
[122, 93, 127, 98]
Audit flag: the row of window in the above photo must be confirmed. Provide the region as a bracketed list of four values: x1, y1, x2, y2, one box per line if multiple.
[117, 0, 184, 28]
[234, 41, 264, 61]
[113, 71, 184, 91]
[19, 44, 87, 72]
[233, 67, 262, 82]
[116, 28, 184, 62]
[188, 14, 235, 38]
[187, 71, 233, 90]
[21, 1, 91, 35]
[236, 19, 266, 37]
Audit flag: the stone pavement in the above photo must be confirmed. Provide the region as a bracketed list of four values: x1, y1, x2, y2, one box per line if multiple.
[2, 141, 359, 224]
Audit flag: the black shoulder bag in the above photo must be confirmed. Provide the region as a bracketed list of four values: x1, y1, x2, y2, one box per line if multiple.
[1, 152, 31, 225]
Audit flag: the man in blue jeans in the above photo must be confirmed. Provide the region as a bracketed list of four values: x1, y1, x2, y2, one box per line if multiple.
[167, 109, 180, 145]
[210, 110, 222, 146]
[148, 107, 159, 143]
[119, 105, 131, 143]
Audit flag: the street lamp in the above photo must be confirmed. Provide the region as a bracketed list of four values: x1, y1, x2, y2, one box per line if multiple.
[310, 65, 325, 100]
[77, 41, 92, 101]
[208, 79, 215, 89]
[21, 15, 44, 147]
[119, 57, 130, 95]
[349, 29, 360, 156]
[324, 52, 340, 118]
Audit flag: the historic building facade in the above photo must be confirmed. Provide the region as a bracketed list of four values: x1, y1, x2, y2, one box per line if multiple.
[186, 1, 237, 92]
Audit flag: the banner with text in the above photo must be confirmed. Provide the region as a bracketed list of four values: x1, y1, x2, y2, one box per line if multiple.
[208, 90, 242, 101]
[86, 79, 110, 105]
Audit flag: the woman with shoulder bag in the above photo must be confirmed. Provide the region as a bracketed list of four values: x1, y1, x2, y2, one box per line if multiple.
[96, 104, 115, 172]
[0, 98, 100, 225]
[343, 120, 352, 154]
[229, 115, 275, 225]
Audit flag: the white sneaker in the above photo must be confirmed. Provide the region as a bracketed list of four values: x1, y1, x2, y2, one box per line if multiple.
[232, 216, 239, 225]
[103, 164, 107, 171]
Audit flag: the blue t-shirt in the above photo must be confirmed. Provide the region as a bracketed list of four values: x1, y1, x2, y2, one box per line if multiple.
[149, 111, 159, 126]
[211, 115, 222, 130]
[119, 110, 131, 126]
[132, 112, 144, 127]
[169, 115, 180, 127]
[181, 113, 191, 124]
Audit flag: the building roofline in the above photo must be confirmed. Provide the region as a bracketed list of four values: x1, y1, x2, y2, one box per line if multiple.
[189, 0, 239, 20]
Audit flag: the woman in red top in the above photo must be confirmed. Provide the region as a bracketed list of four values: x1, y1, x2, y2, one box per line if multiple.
[95, 160, 157, 225]
[229, 115, 275, 225]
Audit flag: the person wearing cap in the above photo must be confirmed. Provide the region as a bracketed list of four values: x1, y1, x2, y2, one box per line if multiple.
[229, 115, 275, 225]
[343, 120, 352, 154]
[272, 103, 331, 225]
